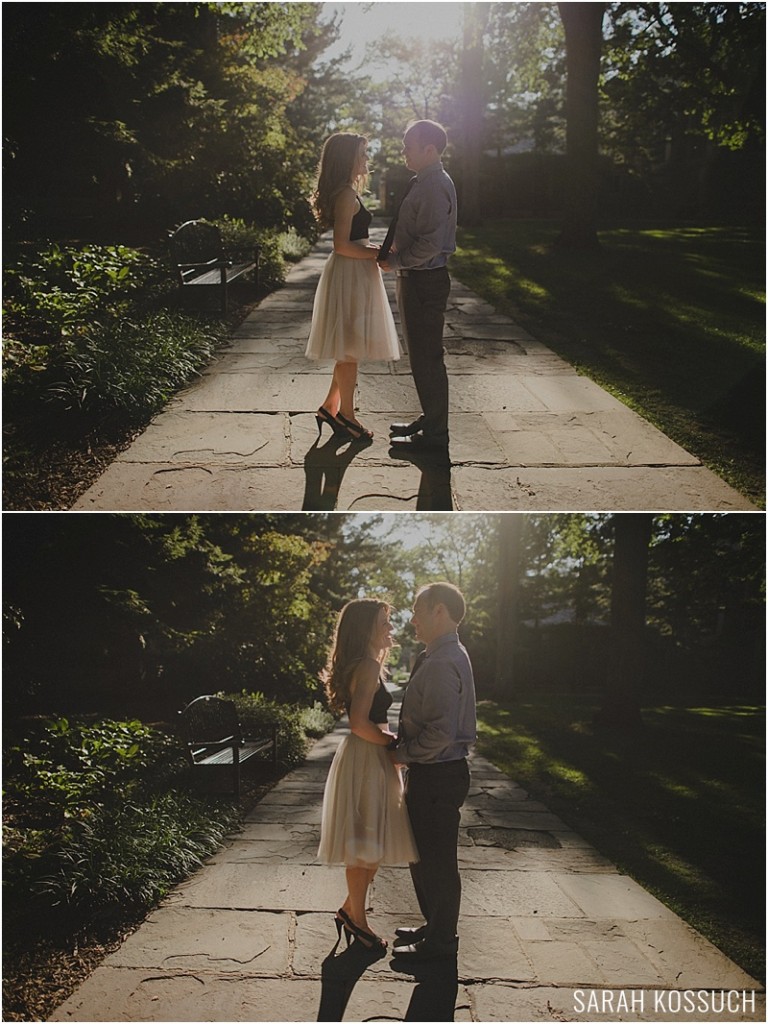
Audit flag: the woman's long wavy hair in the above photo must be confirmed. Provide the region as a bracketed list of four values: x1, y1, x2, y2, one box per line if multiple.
[312, 132, 367, 230]
[323, 598, 391, 716]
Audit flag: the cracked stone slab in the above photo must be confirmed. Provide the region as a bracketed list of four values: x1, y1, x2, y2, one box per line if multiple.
[483, 408, 701, 466]
[553, 873, 679, 920]
[48, 969, 327, 1022]
[474, 809, 571, 831]
[519, 918, 670, 986]
[116, 411, 288, 466]
[288, 913, 536, 983]
[216, 839, 320, 865]
[106, 906, 290, 974]
[451, 465, 756, 511]
[622, 918, 763, 989]
[372, 866, 583, 919]
[226, 336, 310, 355]
[174, 373, 325, 413]
[290, 412, 507, 467]
[173, 863, 348, 911]
[328, 464, 438, 512]
[73, 464, 308, 511]
[230, 320, 313, 340]
[205, 353, 329, 374]
[245, 802, 323, 825]
[233, 822, 319, 842]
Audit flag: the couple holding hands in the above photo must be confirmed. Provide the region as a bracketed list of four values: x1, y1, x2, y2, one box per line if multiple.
[305, 120, 456, 454]
[317, 583, 477, 962]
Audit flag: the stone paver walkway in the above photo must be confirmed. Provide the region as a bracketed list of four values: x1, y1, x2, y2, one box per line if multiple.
[73, 225, 755, 511]
[50, 708, 763, 1022]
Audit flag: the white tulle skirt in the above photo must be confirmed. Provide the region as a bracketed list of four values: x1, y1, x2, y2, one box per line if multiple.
[317, 733, 418, 868]
[305, 252, 401, 362]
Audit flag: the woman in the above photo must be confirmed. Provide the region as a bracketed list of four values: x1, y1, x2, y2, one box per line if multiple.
[305, 133, 401, 441]
[317, 599, 417, 951]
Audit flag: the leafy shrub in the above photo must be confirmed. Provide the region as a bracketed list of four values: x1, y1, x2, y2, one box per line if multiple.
[3, 718, 184, 826]
[300, 700, 336, 738]
[48, 311, 228, 417]
[3, 243, 165, 336]
[278, 227, 312, 262]
[211, 216, 288, 292]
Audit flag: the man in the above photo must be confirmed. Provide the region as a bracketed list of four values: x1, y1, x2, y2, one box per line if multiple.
[379, 120, 457, 453]
[389, 582, 477, 960]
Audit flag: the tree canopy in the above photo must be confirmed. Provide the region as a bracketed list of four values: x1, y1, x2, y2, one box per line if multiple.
[3, 514, 762, 721]
[4, 2, 763, 241]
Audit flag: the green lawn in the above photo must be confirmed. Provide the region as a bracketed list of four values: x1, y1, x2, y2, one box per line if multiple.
[476, 698, 766, 982]
[453, 223, 765, 505]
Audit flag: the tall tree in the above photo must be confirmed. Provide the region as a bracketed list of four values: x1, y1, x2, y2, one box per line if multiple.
[457, 3, 490, 225]
[556, 2, 607, 249]
[493, 515, 524, 696]
[597, 513, 653, 729]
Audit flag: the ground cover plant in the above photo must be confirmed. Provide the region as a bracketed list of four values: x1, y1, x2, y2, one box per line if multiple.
[452, 222, 765, 505]
[476, 697, 765, 983]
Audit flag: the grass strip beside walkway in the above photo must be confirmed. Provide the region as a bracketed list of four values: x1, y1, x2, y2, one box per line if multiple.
[453, 222, 765, 505]
[476, 698, 765, 984]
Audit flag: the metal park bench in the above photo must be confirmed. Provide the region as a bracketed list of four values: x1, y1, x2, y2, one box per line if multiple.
[178, 695, 277, 799]
[168, 219, 259, 314]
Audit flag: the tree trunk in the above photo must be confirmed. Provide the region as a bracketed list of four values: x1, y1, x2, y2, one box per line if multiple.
[458, 2, 488, 226]
[556, 3, 606, 250]
[494, 514, 523, 698]
[596, 514, 653, 730]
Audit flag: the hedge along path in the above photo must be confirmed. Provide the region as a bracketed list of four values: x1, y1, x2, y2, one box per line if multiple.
[73, 222, 756, 512]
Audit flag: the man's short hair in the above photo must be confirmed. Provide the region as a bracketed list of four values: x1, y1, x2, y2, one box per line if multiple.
[405, 119, 448, 155]
[417, 582, 466, 624]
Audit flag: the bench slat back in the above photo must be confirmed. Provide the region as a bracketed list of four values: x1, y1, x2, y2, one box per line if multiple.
[169, 220, 223, 264]
[178, 695, 241, 746]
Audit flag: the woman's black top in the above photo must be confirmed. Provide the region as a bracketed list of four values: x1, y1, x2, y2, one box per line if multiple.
[347, 678, 392, 724]
[350, 198, 372, 241]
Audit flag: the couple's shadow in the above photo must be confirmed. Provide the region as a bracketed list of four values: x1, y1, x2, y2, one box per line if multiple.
[302, 435, 453, 511]
[317, 938, 458, 1022]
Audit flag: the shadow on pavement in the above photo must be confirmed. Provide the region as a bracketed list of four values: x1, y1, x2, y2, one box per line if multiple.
[388, 446, 454, 510]
[391, 951, 459, 1021]
[302, 434, 373, 510]
[317, 936, 388, 1022]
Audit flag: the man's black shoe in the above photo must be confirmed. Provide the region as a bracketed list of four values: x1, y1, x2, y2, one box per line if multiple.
[392, 937, 458, 961]
[393, 924, 427, 946]
[389, 415, 425, 438]
[389, 431, 449, 452]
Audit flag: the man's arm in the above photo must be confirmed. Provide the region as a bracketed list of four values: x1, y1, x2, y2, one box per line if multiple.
[389, 184, 454, 270]
[395, 662, 461, 763]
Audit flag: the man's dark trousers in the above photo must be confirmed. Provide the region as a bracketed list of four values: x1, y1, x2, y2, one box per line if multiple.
[396, 267, 451, 443]
[405, 758, 470, 945]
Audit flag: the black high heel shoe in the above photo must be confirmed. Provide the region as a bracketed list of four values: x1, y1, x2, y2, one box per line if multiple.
[336, 412, 373, 440]
[337, 908, 386, 951]
[334, 909, 352, 947]
[316, 406, 352, 439]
